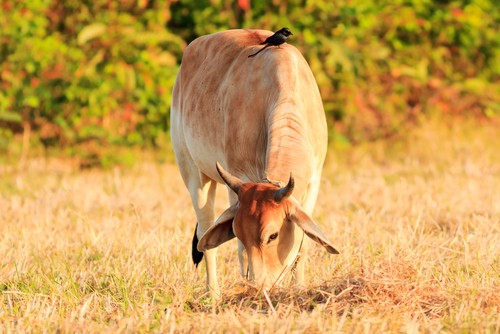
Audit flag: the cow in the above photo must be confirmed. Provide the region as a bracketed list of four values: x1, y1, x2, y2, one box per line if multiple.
[170, 29, 339, 298]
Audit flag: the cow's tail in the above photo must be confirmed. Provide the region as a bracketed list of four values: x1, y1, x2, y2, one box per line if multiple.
[192, 223, 204, 267]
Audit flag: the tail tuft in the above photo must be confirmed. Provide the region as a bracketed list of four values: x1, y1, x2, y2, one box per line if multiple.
[192, 223, 204, 267]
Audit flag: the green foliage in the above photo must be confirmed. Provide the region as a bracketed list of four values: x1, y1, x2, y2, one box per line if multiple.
[0, 0, 498, 162]
[0, 0, 183, 161]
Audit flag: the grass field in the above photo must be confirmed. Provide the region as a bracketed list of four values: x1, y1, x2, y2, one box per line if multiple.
[1, 120, 499, 333]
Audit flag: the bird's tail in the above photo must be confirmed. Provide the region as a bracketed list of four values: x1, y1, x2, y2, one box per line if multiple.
[248, 44, 270, 58]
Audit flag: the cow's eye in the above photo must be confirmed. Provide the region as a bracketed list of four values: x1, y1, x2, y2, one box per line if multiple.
[268, 233, 278, 243]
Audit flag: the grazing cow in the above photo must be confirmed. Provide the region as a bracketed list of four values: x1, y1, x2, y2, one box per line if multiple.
[170, 29, 339, 297]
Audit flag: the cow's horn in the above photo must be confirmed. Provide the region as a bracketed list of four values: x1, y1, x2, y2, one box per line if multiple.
[216, 162, 244, 194]
[274, 173, 294, 203]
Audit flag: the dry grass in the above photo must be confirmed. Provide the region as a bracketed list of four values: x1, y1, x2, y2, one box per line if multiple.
[1, 120, 499, 333]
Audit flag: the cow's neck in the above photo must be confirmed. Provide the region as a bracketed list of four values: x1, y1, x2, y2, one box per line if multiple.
[264, 103, 313, 199]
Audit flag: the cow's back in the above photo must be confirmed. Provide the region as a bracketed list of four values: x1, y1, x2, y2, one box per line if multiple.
[171, 29, 326, 186]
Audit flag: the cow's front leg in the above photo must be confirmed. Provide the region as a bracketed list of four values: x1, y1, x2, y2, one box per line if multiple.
[202, 246, 220, 298]
[238, 240, 248, 279]
[226, 191, 248, 280]
[294, 178, 319, 286]
[293, 238, 307, 286]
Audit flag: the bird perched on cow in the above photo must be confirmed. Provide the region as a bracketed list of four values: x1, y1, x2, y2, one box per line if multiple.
[248, 27, 293, 58]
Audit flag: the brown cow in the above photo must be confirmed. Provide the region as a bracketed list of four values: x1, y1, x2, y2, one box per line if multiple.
[170, 29, 339, 298]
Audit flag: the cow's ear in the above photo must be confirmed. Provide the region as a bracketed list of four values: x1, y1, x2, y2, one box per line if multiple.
[288, 201, 339, 254]
[197, 203, 239, 251]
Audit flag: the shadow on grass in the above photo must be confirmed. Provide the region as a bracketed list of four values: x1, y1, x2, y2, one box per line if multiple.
[185, 261, 452, 319]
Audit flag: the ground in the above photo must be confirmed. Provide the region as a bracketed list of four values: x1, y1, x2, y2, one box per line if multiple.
[0, 120, 499, 332]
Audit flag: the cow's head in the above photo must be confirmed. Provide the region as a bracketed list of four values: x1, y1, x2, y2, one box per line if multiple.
[197, 162, 339, 288]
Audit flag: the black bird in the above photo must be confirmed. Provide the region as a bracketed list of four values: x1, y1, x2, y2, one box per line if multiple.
[248, 27, 293, 58]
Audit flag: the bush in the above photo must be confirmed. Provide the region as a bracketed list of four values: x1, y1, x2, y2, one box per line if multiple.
[169, 0, 499, 142]
[0, 0, 183, 159]
[0, 0, 498, 162]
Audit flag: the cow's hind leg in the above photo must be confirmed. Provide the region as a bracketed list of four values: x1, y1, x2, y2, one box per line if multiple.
[174, 151, 220, 297]
[187, 173, 219, 298]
